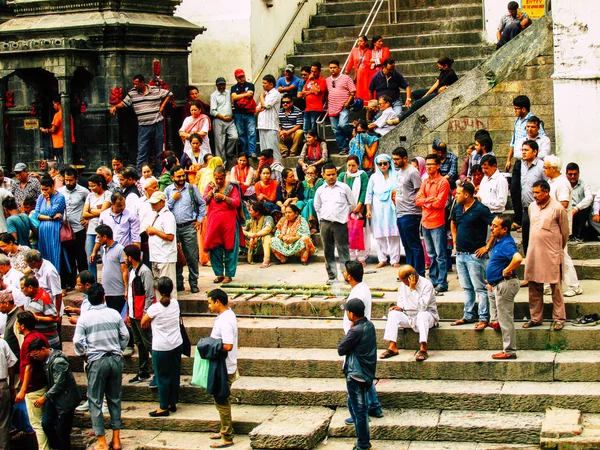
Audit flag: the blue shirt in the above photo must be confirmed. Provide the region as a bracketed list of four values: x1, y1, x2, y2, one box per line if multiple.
[276, 75, 301, 98]
[486, 234, 519, 285]
[165, 182, 207, 224]
[510, 111, 546, 149]
[451, 200, 494, 253]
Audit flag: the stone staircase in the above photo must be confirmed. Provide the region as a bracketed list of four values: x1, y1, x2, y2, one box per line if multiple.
[284, 0, 493, 153]
[61, 239, 600, 449]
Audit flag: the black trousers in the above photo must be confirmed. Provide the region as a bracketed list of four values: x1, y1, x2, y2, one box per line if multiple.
[572, 206, 592, 239]
[510, 162, 523, 225]
[42, 401, 75, 450]
[320, 220, 350, 280]
[62, 229, 88, 287]
[522, 207, 530, 256]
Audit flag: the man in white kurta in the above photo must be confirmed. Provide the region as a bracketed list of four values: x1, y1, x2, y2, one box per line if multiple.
[380, 265, 439, 361]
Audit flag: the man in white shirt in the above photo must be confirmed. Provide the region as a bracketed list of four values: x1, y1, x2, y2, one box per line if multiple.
[314, 162, 357, 284]
[478, 154, 508, 214]
[24, 250, 62, 315]
[342, 261, 383, 424]
[138, 177, 159, 265]
[0, 334, 17, 449]
[566, 162, 593, 242]
[368, 95, 397, 136]
[514, 116, 551, 162]
[256, 74, 283, 162]
[210, 77, 238, 166]
[543, 155, 582, 298]
[145, 192, 177, 291]
[380, 265, 439, 361]
[207, 288, 239, 448]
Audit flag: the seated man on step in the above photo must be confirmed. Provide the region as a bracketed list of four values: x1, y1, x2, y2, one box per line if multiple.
[380, 265, 439, 361]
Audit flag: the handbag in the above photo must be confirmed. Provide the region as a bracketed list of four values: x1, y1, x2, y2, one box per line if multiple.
[176, 243, 187, 268]
[180, 314, 191, 357]
[190, 347, 209, 388]
[60, 209, 75, 243]
[347, 213, 365, 250]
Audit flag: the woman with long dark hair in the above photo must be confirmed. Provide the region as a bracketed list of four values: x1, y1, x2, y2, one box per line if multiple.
[296, 129, 328, 181]
[35, 175, 66, 273]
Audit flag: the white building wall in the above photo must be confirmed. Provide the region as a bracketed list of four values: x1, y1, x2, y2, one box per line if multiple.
[552, 0, 600, 189]
[484, 0, 513, 43]
[176, 0, 321, 99]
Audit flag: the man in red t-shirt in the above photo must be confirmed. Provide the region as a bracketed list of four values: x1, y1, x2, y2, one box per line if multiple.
[298, 61, 327, 134]
[15, 310, 50, 450]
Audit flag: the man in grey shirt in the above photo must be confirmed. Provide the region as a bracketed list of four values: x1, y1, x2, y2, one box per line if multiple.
[520, 140, 546, 256]
[392, 147, 425, 276]
[58, 167, 90, 288]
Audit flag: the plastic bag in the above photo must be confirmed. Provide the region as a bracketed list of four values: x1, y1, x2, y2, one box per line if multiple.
[190, 348, 210, 388]
[347, 213, 365, 250]
[11, 401, 34, 432]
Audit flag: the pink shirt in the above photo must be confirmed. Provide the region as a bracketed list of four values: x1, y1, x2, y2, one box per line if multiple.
[326, 74, 356, 117]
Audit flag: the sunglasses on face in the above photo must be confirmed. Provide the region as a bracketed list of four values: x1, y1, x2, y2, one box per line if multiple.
[377, 161, 389, 166]
[282, 101, 292, 105]
[332, 81, 336, 88]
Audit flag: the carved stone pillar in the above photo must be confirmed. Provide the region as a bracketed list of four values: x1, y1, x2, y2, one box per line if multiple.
[58, 76, 72, 164]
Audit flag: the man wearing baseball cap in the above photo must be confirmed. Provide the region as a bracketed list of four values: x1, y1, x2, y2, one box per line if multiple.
[276, 64, 301, 99]
[10, 162, 38, 211]
[338, 297, 377, 450]
[231, 69, 258, 159]
[210, 77, 238, 166]
[146, 191, 177, 287]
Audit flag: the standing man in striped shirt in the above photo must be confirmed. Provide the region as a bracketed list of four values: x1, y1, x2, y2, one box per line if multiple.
[327, 60, 356, 155]
[109, 74, 173, 174]
[74, 283, 129, 450]
[256, 74, 283, 161]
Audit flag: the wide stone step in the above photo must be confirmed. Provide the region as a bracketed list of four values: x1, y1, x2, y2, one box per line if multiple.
[329, 407, 543, 445]
[303, 17, 484, 41]
[296, 30, 485, 54]
[60, 318, 600, 351]
[518, 258, 600, 280]
[317, 438, 538, 450]
[72, 401, 274, 434]
[287, 53, 486, 78]
[311, 4, 482, 28]
[75, 373, 600, 413]
[319, 0, 482, 14]
[63, 344, 600, 382]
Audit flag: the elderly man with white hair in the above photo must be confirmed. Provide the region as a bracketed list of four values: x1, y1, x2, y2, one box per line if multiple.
[137, 176, 159, 266]
[0, 253, 28, 309]
[543, 155, 582, 297]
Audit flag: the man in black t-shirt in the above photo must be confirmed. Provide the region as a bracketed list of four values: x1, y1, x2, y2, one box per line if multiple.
[231, 69, 258, 158]
[368, 58, 412, 116]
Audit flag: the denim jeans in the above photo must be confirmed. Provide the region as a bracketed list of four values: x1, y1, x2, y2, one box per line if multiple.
[234, 113, 257, 156]
[303, 111, 322, 134]
[85, 233, 98, 281]
[397, 215, 425, 276]
[422, 225, 448, 290]
[366, 384, 382, 413]
[346, 378, 371, 449]
[137, 121, 164, 174]
[456, 253, 489, 322]
[329, 109, 350, 150]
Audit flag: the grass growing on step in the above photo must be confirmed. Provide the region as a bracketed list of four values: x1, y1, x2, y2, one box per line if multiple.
[546, 340, 568, 352]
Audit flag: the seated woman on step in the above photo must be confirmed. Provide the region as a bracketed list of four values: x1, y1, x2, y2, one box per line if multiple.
[296, 130, 328, 182]
[276, 168, 305, 212]
[270, 204, 315, 265]
[300, 166, 324, 234]
[243, 201, 275, 268]
[254, 166, 279, 214]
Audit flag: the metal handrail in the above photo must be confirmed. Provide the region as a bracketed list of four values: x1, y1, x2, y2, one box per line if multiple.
[253, 0, 309, 85]
[341, 0, 387, 73]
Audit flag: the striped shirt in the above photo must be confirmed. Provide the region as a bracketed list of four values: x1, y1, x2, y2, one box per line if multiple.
[510, 111, 546, 150]
[73, 303, 129, 362]
[26, 288, 59, 348]
[326, 74, 355, 116]
[279, 106, 303, 131]
[122, 86, 172, 126]
[257, 88, 282, 130]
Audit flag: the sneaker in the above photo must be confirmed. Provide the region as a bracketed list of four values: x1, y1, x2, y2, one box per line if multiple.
[368, 408, 384, 418]
[76, 400, 89, 412]
[326, 278, 337, 285]
[149, 377, 158, 389]
[123, 347, 134, 358]
[572, 314, 599, 326]
[564, 287, 583, 297]
[190, 286, 200, 294]
[344, 416, 354, 425]
[129, 374, 151, 383]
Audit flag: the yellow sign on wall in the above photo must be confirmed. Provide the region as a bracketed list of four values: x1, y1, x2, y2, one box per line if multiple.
[23, 119, 39, 130]
[522, 0, 545, 19]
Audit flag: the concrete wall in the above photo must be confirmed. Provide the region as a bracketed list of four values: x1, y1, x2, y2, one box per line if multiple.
[176, 0, 321, 99]
[484, 0, 514, 43]
[552, 0, 600, 190]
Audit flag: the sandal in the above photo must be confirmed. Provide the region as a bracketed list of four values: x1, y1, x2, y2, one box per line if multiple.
[474, 321, 488, 331]
[451, 318, 475, 326]
[213, 275, 225, 283]
[375, 261, 389, 268]
[210, 443, 234, 449]
[259, 261, 271, 269]
[522, 320, 543, 328]
[209, 434, 223, 440]
[553, 321, 565, 331]
[415, 350, 428, 361]
[379, 349, 398, 359]
[222, 276, 232, 284]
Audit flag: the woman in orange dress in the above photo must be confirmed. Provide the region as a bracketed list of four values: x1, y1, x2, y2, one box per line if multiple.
[370, 35, 391, 73]
[345, 35, 372, 102]
[254, 166, 279, 214]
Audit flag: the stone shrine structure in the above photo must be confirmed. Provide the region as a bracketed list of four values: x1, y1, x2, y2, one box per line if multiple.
[0, 0, 203, 170]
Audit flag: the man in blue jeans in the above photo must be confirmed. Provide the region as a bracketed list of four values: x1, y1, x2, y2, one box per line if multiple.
[392, 147, 425, 275]
[338, 298, 377, 450]
[450, 181, 494, 330]
[231, 69, 258, 158]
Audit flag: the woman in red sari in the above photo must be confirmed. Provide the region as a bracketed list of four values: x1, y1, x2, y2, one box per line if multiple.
[370, 35, 391, 72]
[203, 166, 242, 284]
[345, 35, 372, 102]
[179, 101, 211, 166]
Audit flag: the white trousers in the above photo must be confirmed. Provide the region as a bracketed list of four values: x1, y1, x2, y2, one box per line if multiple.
[383, 310, 436, 344]
[563, 248, 579, 289]
[375, 235, 401, 264]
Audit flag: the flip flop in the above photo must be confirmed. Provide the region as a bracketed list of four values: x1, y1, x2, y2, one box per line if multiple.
[415, 350, 428, 361]
[222, 276, 232, 284]
[523, 320, 543, 328]
[209, 434, 223, 440]
[213, 275, 225, 283]
[379, 349, 398, 359]
[210, 443, 234, 449]
[553, 321, 565, 331]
